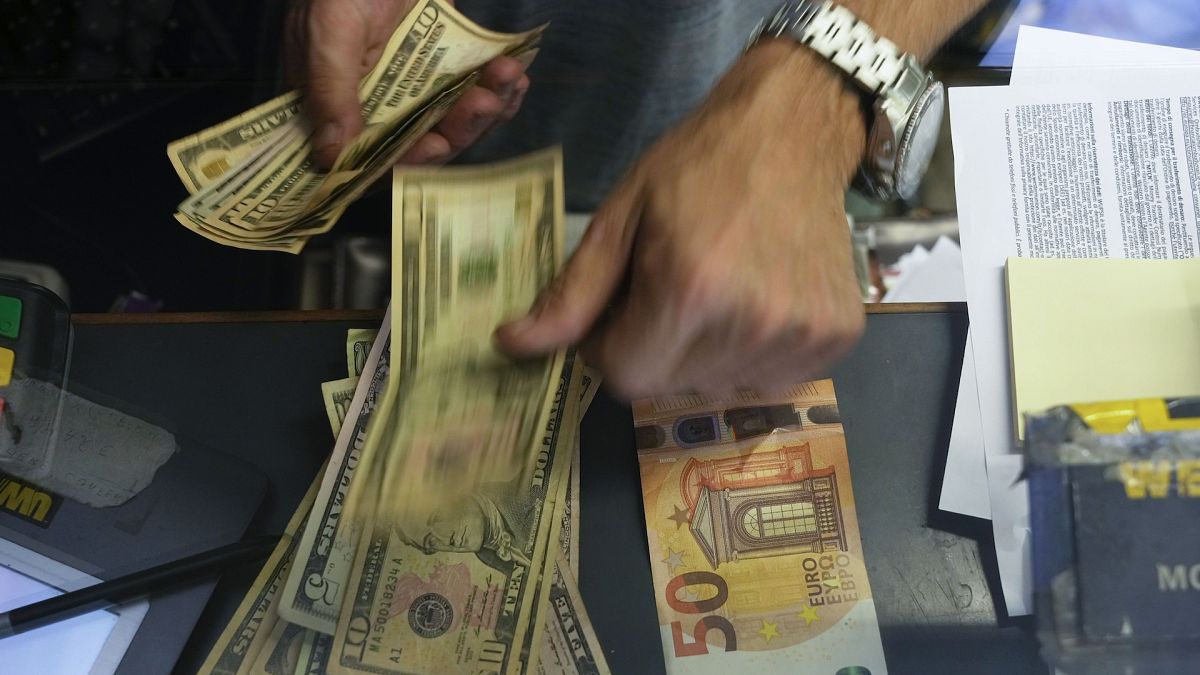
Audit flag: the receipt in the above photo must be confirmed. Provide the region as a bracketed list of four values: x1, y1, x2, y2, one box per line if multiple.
[0, 379, 176, 507]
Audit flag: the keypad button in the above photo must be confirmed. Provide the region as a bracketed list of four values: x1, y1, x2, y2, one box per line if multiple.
[0, 348, 13, 386]
[0, 296, 21, 339]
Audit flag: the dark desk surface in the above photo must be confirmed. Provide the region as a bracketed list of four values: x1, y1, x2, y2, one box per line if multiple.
[69, 305, 1046, 675]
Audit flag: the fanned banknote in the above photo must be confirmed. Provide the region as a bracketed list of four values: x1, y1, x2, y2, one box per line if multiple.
[330, 356, 580, 675]
[538, 555, 611, 675]
[326, 148, 582, 675]
[350, 147, 568, 525]
[218, 148, 609, 675]
[560, 409, 580, 575]
[321, 377, 359, 438]
[346, 329, 378, 377]
[561, 366, 598, 575]
[577, 368, 600, 415]
[166, 0, 545, 253]
[166, 89, 301, 194]
[294, 630, 334, 675]
[197, 470, 322, 675]
[246, 619, 309, 675]
[278, 310, 393, 634]
[633, 380, 887, 674]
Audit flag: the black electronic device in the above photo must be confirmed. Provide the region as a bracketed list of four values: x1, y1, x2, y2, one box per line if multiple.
[0, 278, 70, 457]
[0, 278, 268, 674]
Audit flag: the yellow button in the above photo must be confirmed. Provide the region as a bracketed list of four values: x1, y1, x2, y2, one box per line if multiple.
[0, 348, 11, 386]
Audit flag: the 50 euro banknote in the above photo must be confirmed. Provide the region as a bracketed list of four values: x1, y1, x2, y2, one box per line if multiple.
[633, 380, 887, 674]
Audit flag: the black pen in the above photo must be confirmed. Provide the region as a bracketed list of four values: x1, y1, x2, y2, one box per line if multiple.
[0, 534, 280, 638]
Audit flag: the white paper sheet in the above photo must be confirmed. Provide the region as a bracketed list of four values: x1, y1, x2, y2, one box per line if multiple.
[882, 236, 964, 302]
[1012, 25, 1200, 82]
[950, 29, 1200, 614]
[938, 27, 1200, 522]
[940, 336, 989, 519]
[983, 454, 1031, 615]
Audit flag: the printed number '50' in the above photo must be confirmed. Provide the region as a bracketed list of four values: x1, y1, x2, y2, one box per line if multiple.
[665, 571, 738, 657]
[670, 616, 738, 656]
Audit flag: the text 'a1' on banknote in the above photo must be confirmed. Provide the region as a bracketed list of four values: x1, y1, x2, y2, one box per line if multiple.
[632, 379, 887, 674]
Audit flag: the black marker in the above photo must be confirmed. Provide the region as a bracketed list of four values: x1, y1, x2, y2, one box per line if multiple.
[0, 534, 280, 638]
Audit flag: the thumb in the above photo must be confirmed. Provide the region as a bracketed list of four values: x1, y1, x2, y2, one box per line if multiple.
[495, 178, 643, 358]
[305, 2, 371, 169]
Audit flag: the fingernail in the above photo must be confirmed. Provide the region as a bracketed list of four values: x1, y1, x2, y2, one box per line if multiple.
[314, 121, 342, 153]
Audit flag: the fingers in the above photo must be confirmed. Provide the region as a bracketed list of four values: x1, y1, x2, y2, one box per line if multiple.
[305, 2, 373, 169]
[477, 55, 527, 97]
[432, 58, 529, 158]
[586, 267, 864, 401]
[595, 318, 837, 401]
[492, 76, 530, 129]
[433, 84, 510, 154]
[395, 57, 529, 166]
[398, 133, 453, 164]
[581, 280, 703, 400]
[494, 174, 644, 358]
[294, 2, 526, 171]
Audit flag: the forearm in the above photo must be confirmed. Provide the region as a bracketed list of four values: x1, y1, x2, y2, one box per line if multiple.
[711, 0, 986, 187]
[843, 0, 987, 61]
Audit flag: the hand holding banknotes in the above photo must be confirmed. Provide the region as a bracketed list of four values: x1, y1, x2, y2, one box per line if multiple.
[495, 42, 867, 398]
[284, 0, 531, 169]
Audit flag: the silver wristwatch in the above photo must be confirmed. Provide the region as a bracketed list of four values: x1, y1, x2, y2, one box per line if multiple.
[749, 1, 944, 201]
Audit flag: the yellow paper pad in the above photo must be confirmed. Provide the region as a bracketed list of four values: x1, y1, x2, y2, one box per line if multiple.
[1006, 257, 1200, 439]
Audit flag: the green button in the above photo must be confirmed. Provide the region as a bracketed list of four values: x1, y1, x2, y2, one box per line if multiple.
[0, 297, 19, 339]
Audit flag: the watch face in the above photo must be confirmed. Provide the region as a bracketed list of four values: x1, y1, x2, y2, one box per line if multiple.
[895, 82, 945, 200]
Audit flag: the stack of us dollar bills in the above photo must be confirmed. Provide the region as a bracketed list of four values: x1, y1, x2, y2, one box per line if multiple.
[165, 0, 542, 254]
[197, 148, 609, 675]
[186, 139, 891, 674]
[172, 3, 891, 671]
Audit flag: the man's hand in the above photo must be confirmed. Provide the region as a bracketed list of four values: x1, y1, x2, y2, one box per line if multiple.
[284, 0, 530, 169]
[495, 42, 868, 399]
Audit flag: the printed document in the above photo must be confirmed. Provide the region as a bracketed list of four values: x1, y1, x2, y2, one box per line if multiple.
[949, 26, 1200, 613]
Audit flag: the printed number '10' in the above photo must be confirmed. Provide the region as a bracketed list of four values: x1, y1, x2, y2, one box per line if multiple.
[665, 571, 738, 657]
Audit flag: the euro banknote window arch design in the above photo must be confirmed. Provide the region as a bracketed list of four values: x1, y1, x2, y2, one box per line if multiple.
[739, 501, 819, 540]
[681, 443, 848, 569]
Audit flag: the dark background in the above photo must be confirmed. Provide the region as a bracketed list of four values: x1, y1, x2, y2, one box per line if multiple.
[0, 0, 1013, 314]
[0, 0, 396, 312]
